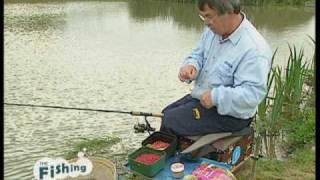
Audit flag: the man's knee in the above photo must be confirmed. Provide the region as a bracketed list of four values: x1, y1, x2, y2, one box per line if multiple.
[161, 110, 173, 127]
[160, 113, 173, 134]
[160, 110, 178, 131]
[161, 94, 192, 113]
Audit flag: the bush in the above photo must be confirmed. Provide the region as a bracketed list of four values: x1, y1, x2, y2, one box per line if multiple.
[284, 106, 315, 150]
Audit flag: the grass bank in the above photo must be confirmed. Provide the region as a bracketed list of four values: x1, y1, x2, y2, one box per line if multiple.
[236, 145, 315, 179]
[63, 135, 121, 160]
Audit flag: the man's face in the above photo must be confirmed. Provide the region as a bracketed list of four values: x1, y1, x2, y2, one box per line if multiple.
[199, 4, 226, 35]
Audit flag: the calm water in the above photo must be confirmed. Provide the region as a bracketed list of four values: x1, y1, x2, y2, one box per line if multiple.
[4, 0, 315, 179]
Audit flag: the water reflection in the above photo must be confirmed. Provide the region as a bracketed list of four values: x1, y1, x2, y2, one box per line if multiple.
[127, 0, 314, 33]
[127, 0, 315, 65]
[128, 0, 204, 31]
[243, 5, 315, 33]
[5, 0, 315, 35]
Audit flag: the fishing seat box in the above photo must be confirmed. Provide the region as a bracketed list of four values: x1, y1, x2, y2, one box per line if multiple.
[128, 147, 166, 177]
[207, 131, 254, 166]
[142, 131, 177, 159]
[179, 126, 254, 167]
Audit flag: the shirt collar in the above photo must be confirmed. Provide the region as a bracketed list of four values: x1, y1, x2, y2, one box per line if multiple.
[219, 12, 247, 45]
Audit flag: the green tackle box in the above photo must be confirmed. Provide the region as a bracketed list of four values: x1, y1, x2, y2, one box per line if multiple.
[128, 147, 166, 177]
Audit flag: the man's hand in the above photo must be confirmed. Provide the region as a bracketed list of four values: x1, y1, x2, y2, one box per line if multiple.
[200, 90, 214, 109]
[178, 65, 197, 82]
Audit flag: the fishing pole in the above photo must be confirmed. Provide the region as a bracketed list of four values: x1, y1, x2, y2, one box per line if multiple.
[4, 102, 163, 117]
[4, 102, 164, 134]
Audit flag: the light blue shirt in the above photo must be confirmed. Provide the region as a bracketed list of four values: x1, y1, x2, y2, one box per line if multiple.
[182, 13, 272, 119]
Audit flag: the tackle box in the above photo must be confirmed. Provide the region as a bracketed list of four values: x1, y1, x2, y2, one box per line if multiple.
[142, 131, 177, 158]
[128, 147, 166, 177]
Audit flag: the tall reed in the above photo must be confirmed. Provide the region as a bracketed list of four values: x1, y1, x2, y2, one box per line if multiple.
[282, 45, 309, 122]
[255, 49, 276, 158]
[255, 43, 311, 159]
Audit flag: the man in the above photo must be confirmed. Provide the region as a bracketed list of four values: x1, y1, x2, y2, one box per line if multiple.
[160, 0, 272, 136]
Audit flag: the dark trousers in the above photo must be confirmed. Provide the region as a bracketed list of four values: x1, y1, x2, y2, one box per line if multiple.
[160, 94, 252, 136]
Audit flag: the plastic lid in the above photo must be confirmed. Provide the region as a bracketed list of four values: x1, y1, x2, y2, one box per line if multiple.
[231, 146, 241, 165]
[170, 162, 184, 173]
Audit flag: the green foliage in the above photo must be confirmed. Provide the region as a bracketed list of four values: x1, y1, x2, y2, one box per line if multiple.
[279, 45, 309, 127]
[285, 106, 315, 149]
[287, 146, 315, 168]
[281, 39, 315, 151]
[256, 49, 276, 133]
[255, 40, 314, 159]
[268, 66, 286, 133]
[257, 159, 285, 173]
[236, 146, 315, 179]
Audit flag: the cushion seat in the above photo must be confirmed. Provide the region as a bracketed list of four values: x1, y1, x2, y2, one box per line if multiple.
[181, 127, 253, 154]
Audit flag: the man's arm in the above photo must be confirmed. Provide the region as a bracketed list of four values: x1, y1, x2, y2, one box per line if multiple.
[211, 55, 271, 119]
[181, 29, 210, 80]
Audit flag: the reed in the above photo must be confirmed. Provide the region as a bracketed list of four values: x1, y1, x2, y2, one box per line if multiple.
[251, 49, 276, 179]
[255, 49, 276, 158]
[283, 37, 315, 149]
[266, 66, 287, 158]
[282, 45, 309, 121]
[250, 38, 315, 180]
[304, 36, 315, 105]
[255, 42, 312, 159]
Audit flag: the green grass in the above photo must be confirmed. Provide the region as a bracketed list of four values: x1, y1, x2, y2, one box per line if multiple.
[63, 136, 121, 160]
[235, 146, 315, 180]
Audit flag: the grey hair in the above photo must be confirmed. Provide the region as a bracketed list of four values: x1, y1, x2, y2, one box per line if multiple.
[198, 0, 241, 14]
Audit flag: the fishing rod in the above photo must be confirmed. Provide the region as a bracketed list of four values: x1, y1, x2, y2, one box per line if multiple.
[4, 102, 163, 117]
[4, 102, 164, 134]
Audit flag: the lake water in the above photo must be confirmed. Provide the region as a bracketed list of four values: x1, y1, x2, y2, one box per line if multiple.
[4, 0, 315, 179]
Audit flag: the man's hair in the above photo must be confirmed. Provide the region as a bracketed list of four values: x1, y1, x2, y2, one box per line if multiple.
[198, 0, 241, 14]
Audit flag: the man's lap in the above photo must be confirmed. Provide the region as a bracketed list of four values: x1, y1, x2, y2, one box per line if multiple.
[160, 94, 251, 136]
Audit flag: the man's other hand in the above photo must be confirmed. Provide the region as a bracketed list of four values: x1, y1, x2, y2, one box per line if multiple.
[178, 65, 197, 82]
[200, 90, 214, 109]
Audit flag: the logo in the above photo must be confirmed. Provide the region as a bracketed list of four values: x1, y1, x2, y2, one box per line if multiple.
[33, 152, 93, 180]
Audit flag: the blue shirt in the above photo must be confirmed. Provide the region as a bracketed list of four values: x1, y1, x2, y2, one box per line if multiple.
[182, 13, 272, 119]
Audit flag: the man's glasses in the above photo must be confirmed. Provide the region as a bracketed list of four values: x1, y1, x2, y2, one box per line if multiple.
[198, 14, 218, 23]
